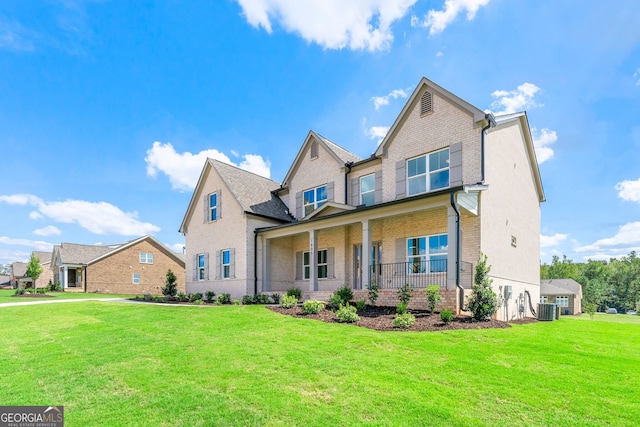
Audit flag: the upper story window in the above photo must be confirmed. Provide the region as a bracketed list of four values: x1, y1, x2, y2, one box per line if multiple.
[209, 192, 218, 221]
[360, 174, 375, 206]
[407, 234, 447, 274]
[407, 148, 449, 196]
[303, 185, 327, 215]
[139, 252, 154, 264]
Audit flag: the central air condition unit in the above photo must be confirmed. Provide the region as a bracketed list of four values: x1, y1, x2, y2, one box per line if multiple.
[537, 303, 557, 321]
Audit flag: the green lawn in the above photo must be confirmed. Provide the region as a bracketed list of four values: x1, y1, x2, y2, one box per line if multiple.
[0, 289, 131, 304]
[1, 302, 638, 426]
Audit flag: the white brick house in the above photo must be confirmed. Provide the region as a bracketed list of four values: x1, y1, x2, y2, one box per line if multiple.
[180, 77, 545, 320]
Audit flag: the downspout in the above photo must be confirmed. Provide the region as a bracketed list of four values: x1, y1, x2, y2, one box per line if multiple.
[480, 113, 496, 183]
[344, 162, 354, 204]
[450, 192, 464, 311]
[253, 230, 258, 295]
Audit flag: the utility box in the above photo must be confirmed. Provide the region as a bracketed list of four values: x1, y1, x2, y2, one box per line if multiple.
[537, 303, 557, 321]
[504, 285, 512, 300]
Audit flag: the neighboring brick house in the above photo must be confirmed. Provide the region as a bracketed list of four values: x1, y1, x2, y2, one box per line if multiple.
[9, 251, 54, 289]
[181, 77, 545, 320]
[51, 235, 185, 295]
[540, 279, 582, 315]
[10, 262, 27, 288]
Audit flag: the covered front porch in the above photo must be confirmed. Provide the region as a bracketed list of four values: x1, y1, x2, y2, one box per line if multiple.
[57, 265, 86, 292]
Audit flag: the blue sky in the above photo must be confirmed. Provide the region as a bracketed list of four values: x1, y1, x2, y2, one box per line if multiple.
[1, 0, 640, 266]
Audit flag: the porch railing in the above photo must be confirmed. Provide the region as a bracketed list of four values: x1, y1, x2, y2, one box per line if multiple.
[370, 260, 474, 290]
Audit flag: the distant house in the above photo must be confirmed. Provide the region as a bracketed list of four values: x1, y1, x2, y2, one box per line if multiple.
[540, 279, 582, 315]
[0, 275, 10, 289]
[180, 77, 545, 321]
[51, 235, 185, 295]
[10, 262, 27, 289]
[33, 251, 54, 288]
[8, 251, 54, 289]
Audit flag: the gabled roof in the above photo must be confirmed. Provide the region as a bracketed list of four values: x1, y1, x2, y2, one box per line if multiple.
[180, 159, 293, 233]
[89, 235, 185, 267]
[282, 130, 361, 186]
[375, 77, 488, 157]
[12, 262, 27, 277]
[303, 201, 355, 220]
[541, 279, 582, 296]
[493, 111, 546, 203]
[32, 251, 52, 265]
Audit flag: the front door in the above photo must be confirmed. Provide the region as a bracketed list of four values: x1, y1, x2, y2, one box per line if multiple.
[354, 242, 382, 289]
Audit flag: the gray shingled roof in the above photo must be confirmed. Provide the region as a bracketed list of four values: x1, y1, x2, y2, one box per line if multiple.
[211, 159, 293, 222]
[57, 242, 121, 265]
[540, 279, 582, 295]
[316, 133, 362, 164]
[12, 262, 27, 277]
[32, 251, 52, 265]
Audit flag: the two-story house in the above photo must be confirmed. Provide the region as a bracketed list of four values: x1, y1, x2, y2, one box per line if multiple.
[180, 77, 545, 320]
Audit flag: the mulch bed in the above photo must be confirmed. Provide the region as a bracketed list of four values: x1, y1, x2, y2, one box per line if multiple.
[267, 305, 536, 332]
[13, 293, 56, 298]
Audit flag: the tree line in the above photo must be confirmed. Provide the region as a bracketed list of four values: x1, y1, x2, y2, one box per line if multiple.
[541, 252, 640, 312]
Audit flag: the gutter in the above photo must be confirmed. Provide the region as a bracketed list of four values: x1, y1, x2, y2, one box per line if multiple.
[344, 162, 354, 204]
[480, 113, 496, 183]
[450, 192, 464, 311]
[253, 230, 258, 295]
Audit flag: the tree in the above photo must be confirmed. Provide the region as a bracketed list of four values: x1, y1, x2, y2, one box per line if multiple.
[0, 263, 11, 275]
[466, 253, 500, 321]
[162, 269, 178, 297]
[25, 254, 43, 289]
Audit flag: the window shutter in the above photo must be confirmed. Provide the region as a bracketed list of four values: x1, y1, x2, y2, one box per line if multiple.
[229, 248, 235, 279]
[327, 181, 335, 202]
[203, 195, 208, 223]
[350, 177, 359, 206]
[395, 160, 406, 199]
[420, 91, 433, 116]
[450, 142, 463, 186]
[192, 255, 198, 281]
[217, 190, 222, 219]
[215, 251, 221, 280]
[395, 238, 406, 278]
[295, 192, 303, 218]
[204, 252, 210, 280]
[327, 247, 335, 279]
[295, 251, 302, 280]
[374, 170, 382, 203]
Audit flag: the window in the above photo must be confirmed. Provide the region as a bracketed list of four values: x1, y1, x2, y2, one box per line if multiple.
[139, 252, 154, 264]
[222, 250, 231, 279]
[407, 234, 447, 273]
[360, 174, 375, 206]
[556, 296, 569, 307]
[198, 254, 206, 281]
[407, 148, 449, 196]
[132, 273, 140, 284]
[303, 185, 327, 215]
[209, 192, 218, 222]
[303, 249, 328, 279]
[540, 296, 548, 304]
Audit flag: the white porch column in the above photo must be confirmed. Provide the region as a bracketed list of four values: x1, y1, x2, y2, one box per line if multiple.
[63, 266, 69, 290]
[361, 219, 371, 289]
[447, 205, 459, 290]
[309, 230, 318, 292]
[262, 237, 271, 292]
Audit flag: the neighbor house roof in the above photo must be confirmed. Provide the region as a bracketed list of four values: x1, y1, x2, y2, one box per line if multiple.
[32, 251, 52, 265]
[541, 279, 582, 296]
[11, 262, 27, 277]
[56, 242, 120, 265]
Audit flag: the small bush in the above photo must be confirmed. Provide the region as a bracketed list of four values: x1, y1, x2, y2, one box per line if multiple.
[393, 312, 416, 329]
[426, 285, 441, 314]
[14, 288, 26, 295]
[440, 308, 454, 324]
[232, 299, 241, 305]
[205, 291, 216, 302]
[326, 293, 344, 311]
[255, 294, 271, 304]
[397, 283, 412, 305]
[367, 282, 379, 305]
[465, 253, 500, 321]
[335, 286, 354, 304]
[356, 299, 367, 311]
[286, 288, 302, 301]
[36, 288, 46, 294]
[217, 293, 231, 305]
[280, 294, 298, 309]
[189, 293, 203, 303]
[242, 295, 255, 305]
[270, 293, 281, 304]
[162, 269, 179, 297]
[302, 299, 324, 314]
[177, 292, 188, 302]
[46, 282, 62, 292]
[586, 302, 597, 320]
[335, 303, 360, 323]
[193, 299, 204, 305]
[396, 302, 408, 314]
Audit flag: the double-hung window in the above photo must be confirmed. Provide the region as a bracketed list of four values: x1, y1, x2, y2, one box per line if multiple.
[222, 249, 231, 279]
[303, 185, 327, 215]
[209, 192, 218, 221]
[303, 249, 328, 279]
[407, 148, 450, 196]
[198, 254, 206, 280]
[139, 252, 154, 264]
[132, 273, 141, 284]
[407, 234, 448, 274]
[360, 174, 375, 206]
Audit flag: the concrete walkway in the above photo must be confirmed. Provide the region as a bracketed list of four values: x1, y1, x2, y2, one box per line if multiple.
[0, 298, 131, 308]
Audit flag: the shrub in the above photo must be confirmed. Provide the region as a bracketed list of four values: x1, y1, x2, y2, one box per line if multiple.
[397, 283, 412, 305]
[232, 299, 241, 305]
[286, 288, 302, 301]
[36, 288, 46, 294]
[302, 299, 324, 314]
[205, 291, 216, 302]
[393, 312, 416, 329]
[335, 303, 360, 323]
[217, 293, 231, 305]
[367, 282, 379, 305]
[14, 288, 26, 295]
[189, 293, 203, 303]
[46, 282, 62, 292]
[242, 295, 255, 305]
[326, 293, 344, 311]
[270, 293, 281, 304]
[356, 299, 367, 311]
[586, 302, 597, 320]
[425, 285, 441, 314]
[396, 302, 408, 314]
[162, 269, 179, 297]
[440, 308, 454, 324]
[335, 285, 354, 304]
[465, 253, 500, 321]
[280, 294, 298, 309]
[193, 299, 204, 305]
[177, 292, 188, 302]
[255, 294, 271, 304]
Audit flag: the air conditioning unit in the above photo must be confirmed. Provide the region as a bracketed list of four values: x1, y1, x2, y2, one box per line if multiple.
[537, 303, 557, 321]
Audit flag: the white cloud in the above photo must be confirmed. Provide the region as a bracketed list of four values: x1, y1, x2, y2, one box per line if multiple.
[33, 225, 62, 237]
[615, 178, 640, 202]
[145, 142, 271, 191]
[371, 88, 408, 110]
[367, 126, 390, 141]
[0, 194, 160, 236]
[531, 127, 557, 164]
[170, 243, 185, 253]
[412, 0, 491, 36]
[0, 19, 35, 51]
[29, 211, 44, 220]
[540, 233, 567, 248]
[0, 236, 54, 252]
[436, 51, 444, 57]
[634, 68, 640, 86]
[235, 0, 417, 52]
[576, 222, 640, 258]
[489, 82, 542, 115]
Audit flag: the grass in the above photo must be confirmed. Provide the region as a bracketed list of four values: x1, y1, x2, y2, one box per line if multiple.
[1, 302, 638, 426]
[0, 289, 131, 304]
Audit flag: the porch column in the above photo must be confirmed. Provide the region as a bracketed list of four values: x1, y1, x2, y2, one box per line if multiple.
[309, 229, 318, 291]
[447, 205, 458, 291]
[63, 266, 68, 290]
[361, 219, 371, 289]
[262, 237, 271, 292]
